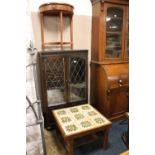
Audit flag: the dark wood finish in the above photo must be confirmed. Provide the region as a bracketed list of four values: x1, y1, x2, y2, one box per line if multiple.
[39, 3, 74, 50]
[90, 0, 129, 121]
[122, 112, 129, 148]
[37, 50, 88, 128]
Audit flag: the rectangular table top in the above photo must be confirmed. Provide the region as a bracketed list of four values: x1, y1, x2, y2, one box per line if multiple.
[52, 104, 111, 137]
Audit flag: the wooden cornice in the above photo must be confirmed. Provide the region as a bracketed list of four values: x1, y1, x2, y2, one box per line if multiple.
[90, 0, 129, 5]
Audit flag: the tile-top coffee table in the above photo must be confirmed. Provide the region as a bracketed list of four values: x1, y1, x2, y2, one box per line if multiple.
[52, 104, 112, 155]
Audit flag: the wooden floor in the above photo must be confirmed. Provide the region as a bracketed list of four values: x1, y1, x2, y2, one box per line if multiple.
[44, 129, 67, 155]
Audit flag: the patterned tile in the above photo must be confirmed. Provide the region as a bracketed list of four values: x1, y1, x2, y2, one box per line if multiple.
[81, 105, 90, 110]
[70, 107, 79, 113]
[57, 110, 66, 115]
[60, 116, 71, 123]
[88, 111, 97, 116]
[74, 113, 84, 120]
[94, 117, 105, 124]
[53, 104, 111, 136]
[65, 124, 77, 132]
[81, 121, 92, 128]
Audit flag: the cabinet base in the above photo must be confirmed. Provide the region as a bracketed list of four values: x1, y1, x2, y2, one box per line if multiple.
[109, 113, 128, 122]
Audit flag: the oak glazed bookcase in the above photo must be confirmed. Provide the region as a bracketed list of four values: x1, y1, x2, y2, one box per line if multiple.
[90, 0, 129, 121]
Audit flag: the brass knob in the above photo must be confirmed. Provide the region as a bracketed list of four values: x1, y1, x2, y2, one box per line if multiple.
[118, 79, 123, 84]
[107, 89, 111, 95]
[118, 79, 123, 86]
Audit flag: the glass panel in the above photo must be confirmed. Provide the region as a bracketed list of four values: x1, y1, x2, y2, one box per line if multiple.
[69, 56, 86, 102]
[126, 33, 129, 57]
[43, 55, 66, 107]
[126, 14, 129, 58]
[105, 7, 123, 58]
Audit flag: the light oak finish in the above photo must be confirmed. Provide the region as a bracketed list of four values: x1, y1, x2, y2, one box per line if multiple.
[91, 63, 129, 120]
[120, 150, 129, 155]
[39, 3, 74, 50]
[90, 0, 129, 62]
[52, 104, 112, 155]
[90, 0, 129, 121]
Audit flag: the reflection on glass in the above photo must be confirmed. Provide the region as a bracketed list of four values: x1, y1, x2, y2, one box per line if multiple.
[44, 56, 66, 106]
[69, 56, 86, 102]
[105, 7, 123, 58]
[126, 17, 129, 58]
[126, 34, 129, 57]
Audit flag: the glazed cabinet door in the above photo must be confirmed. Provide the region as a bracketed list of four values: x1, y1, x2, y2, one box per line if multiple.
[103, 3, 127, 60]
[124, 6, 129, 59]
[68, 54, 88, 103]
[42, 54, 67, 107]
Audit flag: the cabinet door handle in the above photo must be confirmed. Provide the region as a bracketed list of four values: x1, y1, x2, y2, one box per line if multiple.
[118, 79, 123, 86]
[107, 89, 111, 95]
[118, 79, 123, 84]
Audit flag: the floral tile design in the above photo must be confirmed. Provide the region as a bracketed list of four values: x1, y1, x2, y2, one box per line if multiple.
[94, 117, 105, 124]
[70, 107, 79, 113]
[53, 104, 111, 136]
[81, 105, 90, 110]
[57, 110, 66, 115]
[60, 116, 71, 123]
[65, 124, 77, 132]
[81, 121, 92, 128]
[74, 113, 84, 120]
[88, 111, 97, 116]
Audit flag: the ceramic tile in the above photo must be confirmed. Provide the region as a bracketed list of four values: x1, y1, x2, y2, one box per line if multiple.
[53, 104, 111, 136]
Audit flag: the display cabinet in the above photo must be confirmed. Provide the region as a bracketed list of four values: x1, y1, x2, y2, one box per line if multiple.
[90, 0, 129, 121]
[37, 50, 88, 128]
[91, 0, 129, 62]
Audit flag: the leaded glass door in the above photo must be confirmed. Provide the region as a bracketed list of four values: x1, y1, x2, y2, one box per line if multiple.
[43, 55, 67, 107]
[68, 55, 87, 102]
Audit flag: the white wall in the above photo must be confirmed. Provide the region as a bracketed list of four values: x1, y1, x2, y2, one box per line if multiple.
[29, 0, 92, 16]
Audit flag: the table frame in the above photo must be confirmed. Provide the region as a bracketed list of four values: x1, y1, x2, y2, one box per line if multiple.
[52, 106, 112, 155]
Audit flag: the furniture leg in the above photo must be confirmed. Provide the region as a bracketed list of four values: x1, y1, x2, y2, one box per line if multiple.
[103, 128, 110, 149]
[67, 140, 74, 155]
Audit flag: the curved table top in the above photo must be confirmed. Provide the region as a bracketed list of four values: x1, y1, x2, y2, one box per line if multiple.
[39, 2, 74, 15]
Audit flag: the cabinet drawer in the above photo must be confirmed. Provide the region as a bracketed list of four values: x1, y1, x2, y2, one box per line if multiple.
[108, 75, 128, 89]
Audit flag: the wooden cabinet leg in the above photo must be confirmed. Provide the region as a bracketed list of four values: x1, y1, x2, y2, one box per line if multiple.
[103, 128, 110, 149]
[67, 140, 74, 155]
